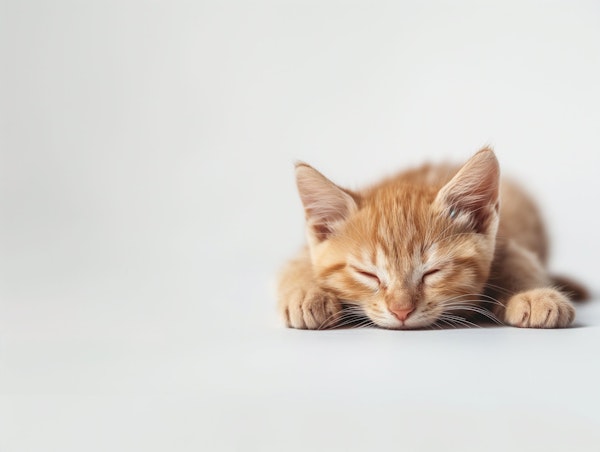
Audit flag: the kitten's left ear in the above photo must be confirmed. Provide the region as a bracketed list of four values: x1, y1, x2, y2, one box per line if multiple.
[295, 162, 358, 242]
[434, 147, 500, 233]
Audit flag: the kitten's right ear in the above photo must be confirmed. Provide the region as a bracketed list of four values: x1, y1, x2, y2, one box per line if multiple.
[434, 147, 500, 233]
[295, 163, 358, 241]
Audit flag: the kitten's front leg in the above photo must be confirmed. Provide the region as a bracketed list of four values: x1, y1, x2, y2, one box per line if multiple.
[277, 248, 342, 329]
[490, 240, 575, 328]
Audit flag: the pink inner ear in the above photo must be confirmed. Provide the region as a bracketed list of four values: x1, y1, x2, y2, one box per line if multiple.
[437, 148, 499, 232]
[312, 222, 333, 240]
[295, 164, 358, 240]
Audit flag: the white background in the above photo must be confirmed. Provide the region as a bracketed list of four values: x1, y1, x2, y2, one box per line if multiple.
[1, 1, 600, 451]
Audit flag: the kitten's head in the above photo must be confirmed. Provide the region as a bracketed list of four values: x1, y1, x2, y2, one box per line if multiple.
[296, 148, 500, 329]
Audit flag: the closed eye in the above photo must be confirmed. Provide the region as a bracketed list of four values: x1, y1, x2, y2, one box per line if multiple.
[422, 268, 441, 283]
[350, 266, 381, 285]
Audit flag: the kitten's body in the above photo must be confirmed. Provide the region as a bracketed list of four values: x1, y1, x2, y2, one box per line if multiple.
[278, 148, 586, 330]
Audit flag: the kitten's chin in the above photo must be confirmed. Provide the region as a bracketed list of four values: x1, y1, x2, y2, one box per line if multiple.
[370, 315, 436, 330]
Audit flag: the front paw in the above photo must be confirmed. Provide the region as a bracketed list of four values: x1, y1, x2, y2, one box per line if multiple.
[504, 288, 575, 328]
[280, 287, 342, 329]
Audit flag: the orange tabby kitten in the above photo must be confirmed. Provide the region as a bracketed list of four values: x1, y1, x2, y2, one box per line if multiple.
[277, 148, 587, 330]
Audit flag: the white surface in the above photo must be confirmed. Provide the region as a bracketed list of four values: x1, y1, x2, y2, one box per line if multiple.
[2, 1, 600, 451]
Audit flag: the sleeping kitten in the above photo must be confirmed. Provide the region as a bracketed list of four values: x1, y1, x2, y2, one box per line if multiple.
[277, 148, 587, 329]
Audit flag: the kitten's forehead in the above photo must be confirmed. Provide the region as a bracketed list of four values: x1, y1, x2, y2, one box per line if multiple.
[353, 244, 393, 267]
[371, 196, 444, 246]
[341, 185, 451, 270]
[374, 243, 422, 284]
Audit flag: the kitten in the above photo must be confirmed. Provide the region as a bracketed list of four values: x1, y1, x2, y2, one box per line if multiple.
[277, 147, 587, 330]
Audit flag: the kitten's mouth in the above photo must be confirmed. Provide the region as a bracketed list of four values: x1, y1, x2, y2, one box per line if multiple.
[371, 312, 436, 330]
[338, 302, 436, 330]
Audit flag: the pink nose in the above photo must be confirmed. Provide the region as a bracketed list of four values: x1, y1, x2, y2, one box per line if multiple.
[390, 307, 414, 322]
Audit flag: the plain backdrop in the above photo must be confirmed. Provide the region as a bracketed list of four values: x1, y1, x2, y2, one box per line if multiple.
[1, 1, 600, 451]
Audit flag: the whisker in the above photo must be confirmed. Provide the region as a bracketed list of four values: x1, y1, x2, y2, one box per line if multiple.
[483, 282, 513, 296]
[333, 314, 370, 329]
[354, 319, 376, 329]
[439, 313, 481, 328]
[317, 311, 342, 330]
[317, 302, 368, 330]
[442, 304, 503, 325]
[437, 318, 459, 329]
[442, 292, 505, 306]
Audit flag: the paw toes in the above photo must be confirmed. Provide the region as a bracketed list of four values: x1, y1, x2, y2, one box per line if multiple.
[505, 289, 575, 329]
[287, 289, 308, 329]
[280, 288, 341, 329]
[505, 295, 531, 328]
[557, 302, 576, 328]
[303, 289, 340, 329]
[529, 302, 557, 328]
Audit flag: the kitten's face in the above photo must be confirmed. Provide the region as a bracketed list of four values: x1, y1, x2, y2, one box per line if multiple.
[296, 149, 500, 329]
[312, 191, 496, 329]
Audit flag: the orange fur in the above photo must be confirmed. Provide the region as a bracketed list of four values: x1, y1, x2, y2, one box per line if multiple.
[277, 148, 585, 329]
